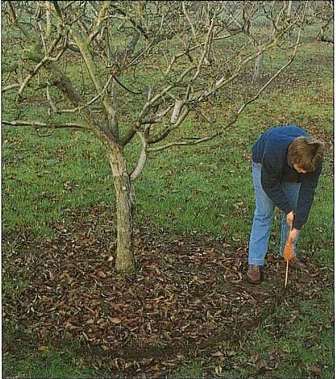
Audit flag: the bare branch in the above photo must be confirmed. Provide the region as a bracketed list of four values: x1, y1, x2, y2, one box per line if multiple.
[110, 3, 149, 40]
[120, 127, 139, 148]
[196, 39, 277, 103]
[237, 30, 302, 116]
[37, 25, 47, 54]
[121, 102, 176, 147]
[45, 2, 52, 38]
[7, 2, 17, 23]
[58, 75, 113, 113]
[2, 84, 20, 93]
[46, 85, 57, 113]
[147, 126, 173, 145]
[18, 34, 63, 97]
[191, 18, 215, 81]
[182, 3, 198, 43]
[147, 28, 303, 154]
[71, 30, 118, 138]
[138, 66, 195, 122]
[2, 119, 85, 130]
[6, 2, 30, 38]
[3, 1, 314, 173]
[113, 76, 142, 95]
[130, 132, 147, 181]
[127, 39, 156, 68]
[88, 1, 111, 43]
[50, 1, 63, 21]
[170, 100, 185, 124]
[147, 105, 189, 147]
[140, 103, 175, 127]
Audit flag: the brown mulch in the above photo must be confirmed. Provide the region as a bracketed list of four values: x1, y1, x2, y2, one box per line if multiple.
[3, 207, 332, 377]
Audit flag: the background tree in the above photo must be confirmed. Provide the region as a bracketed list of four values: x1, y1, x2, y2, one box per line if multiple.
[2, 1, 312, 273]
[312, 0, 333, 44]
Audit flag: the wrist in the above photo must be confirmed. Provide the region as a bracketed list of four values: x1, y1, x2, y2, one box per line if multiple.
[293, 223, 302, 231]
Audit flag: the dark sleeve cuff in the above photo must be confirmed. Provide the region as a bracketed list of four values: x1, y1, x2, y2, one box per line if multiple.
[293, 220, 303, 230]
[284, 206, 293, 215]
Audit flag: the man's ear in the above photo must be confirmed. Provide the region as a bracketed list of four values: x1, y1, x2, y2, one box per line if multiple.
[307, 138, 324, 155]
[314, 141, 324, 155]
[311, 141, 325, 167]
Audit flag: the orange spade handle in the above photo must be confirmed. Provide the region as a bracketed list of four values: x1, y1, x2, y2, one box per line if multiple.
[284, 213, 295, 262]
[284, 240, 294, 262]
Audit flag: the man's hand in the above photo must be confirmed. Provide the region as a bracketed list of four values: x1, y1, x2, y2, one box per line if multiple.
[286, 211, 295, 228]
[288, 228, 300, 243]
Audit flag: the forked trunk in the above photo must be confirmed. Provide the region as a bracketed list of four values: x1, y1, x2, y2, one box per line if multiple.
[108, 145, 135, 273]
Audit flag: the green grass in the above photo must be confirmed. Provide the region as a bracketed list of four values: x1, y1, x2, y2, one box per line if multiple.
[2, 15, 333, 379]
[173, 361, 204, 379]
[245, 291, 333, 379]
[169, 286, 333, 379]
[3, 128, 113, 237]
[3, 349, 94, 379]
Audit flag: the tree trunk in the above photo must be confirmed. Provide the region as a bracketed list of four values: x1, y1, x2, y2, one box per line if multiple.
[45, 2, 52, 37]
[252, 49, 263, 83]
[108, 144, 135, 273]
[287, 0, 292, 18]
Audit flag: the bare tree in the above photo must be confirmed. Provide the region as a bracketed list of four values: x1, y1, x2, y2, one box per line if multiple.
[3, 1, 308, 273]
[315, 1, 333, 44]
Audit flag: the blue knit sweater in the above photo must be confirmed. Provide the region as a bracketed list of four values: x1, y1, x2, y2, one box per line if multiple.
[252, 125, 322, 230]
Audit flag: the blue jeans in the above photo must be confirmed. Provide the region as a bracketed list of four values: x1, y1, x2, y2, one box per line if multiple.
[248, 162, 300, 266]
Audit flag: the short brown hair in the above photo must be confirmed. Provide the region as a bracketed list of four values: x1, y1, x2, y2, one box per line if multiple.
[287, 136, 324, 172]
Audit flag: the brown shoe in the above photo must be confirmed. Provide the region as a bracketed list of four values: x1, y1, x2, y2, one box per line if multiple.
[289, 256, 307, 270]
[247, 265, 263, 284]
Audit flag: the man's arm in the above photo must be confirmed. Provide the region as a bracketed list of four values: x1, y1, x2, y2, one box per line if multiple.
[293, 164, 322, 230]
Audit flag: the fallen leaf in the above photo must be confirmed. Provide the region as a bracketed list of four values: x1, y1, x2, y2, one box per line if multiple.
[211, 351, 224, 357]
[110, 318, 122, 324]
[310, 365, 322, 376]
[97, 270, 107, 278]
